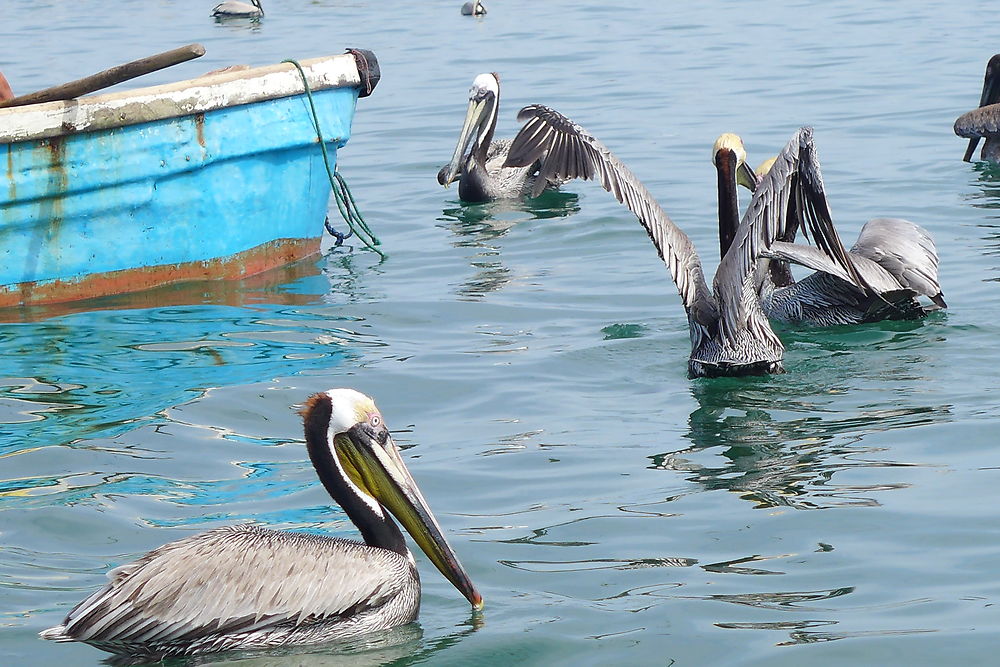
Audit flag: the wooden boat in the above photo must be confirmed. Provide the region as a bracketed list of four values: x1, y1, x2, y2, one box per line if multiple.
[0, 49, 379, 308]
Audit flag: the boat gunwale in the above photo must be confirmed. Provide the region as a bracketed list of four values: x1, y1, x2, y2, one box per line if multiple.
[0, 52, 365, 145]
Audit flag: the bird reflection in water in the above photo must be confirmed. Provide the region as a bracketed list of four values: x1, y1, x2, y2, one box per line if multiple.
[144, 617, 482, 667]
[647, 378, 952, 511]
[964, 164, 1000, 281]
[439, 190, 580, 299]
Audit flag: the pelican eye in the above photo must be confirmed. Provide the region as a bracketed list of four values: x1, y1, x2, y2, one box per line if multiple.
[369, 414, 382, 428]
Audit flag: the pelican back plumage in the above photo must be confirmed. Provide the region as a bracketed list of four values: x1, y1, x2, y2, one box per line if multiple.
[40, 525, 419, 658]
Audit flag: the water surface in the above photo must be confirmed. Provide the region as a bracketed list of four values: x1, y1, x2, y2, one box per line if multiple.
[2, 1, 1000, 665]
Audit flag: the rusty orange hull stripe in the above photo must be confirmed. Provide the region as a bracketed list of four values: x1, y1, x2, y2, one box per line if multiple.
[0, 237, 321, 309]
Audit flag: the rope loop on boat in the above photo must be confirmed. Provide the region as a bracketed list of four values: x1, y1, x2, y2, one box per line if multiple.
[282, 59, 383, 257]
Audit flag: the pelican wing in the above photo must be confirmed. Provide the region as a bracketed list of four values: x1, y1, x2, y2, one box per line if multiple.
[717, 128, 872, 339]
[761, 241, 905, 294]
[54, 525, 409, 645]
[503, 104, 717, 325]
[851, 218, 946, 306]
[954, 104, 1000, 138]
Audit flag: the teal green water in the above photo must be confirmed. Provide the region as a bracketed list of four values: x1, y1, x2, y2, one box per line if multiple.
[3, 1, 1000, 665]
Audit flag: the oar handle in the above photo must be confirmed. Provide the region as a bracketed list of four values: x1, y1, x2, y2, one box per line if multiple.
[0, 43, 206, 109]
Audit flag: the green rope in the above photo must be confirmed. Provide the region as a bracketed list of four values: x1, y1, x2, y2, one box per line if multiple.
[283, 59, 383, 257]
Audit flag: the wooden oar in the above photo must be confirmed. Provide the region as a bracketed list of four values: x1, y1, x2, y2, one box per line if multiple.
[0, 43, 206, 109]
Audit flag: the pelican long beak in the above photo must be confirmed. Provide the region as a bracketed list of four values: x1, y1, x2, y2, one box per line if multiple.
[438, 97, 489, 187]
[736, 161, 758, 192]
[964, 137, 981, 162]
[336, 426, 483, 610]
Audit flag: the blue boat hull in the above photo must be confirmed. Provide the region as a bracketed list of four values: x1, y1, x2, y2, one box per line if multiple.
[0, 53, 375, 307]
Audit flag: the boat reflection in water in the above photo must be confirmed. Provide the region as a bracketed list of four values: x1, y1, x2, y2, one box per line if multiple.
[0, 257, 325, 324]
[0, 255, 371, 456]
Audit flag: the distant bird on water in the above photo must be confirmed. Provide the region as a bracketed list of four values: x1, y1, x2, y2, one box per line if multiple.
[461, 1, 487, 15]
[955, 53, 1000, 162]
[40, 389, 482, 660]
[437, 73, 568, 202]
[211, 0, 264, 18]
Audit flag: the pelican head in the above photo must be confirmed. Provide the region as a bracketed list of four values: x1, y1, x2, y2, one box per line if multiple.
[304, 389, 483, 611]
[712, 133, 757, 187]
[437, 73, 501, 188]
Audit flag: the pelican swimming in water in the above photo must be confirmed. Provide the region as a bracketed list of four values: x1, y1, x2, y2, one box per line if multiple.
[437, 73, 567, 202]
[502, 108, 868, 377]
[955, 54, 1000, 162]
[40, 389, 482, 660]
[211, 0, 263, 18]
[726, 143, 946, 326]
[461, 1, 486, 15]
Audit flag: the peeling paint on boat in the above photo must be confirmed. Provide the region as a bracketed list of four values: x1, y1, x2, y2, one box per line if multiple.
[0, 51, 377, 307]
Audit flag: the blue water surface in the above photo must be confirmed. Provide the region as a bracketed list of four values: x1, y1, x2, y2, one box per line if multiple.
[2, 1, 1000, 665]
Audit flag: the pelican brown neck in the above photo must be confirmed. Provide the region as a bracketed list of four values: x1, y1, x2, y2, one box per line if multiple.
[715, 147, 741, 260]
[302, 394, 408, 556]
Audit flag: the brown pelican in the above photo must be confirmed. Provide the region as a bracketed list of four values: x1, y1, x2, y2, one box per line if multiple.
[503, 108, 867, 377]
[955, 54, 1000, 162]
[40, 389, 482, 660]
[437, 74, 566, 203]
[461, 1, 486, 15]
[728, 143, 946, 326]
[212, 0, 263, 18]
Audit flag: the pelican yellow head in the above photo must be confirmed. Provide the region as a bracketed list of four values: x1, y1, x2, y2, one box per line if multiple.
[712, 133, 747, 167]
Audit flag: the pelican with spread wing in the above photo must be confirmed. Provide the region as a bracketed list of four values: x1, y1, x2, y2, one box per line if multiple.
[729, 148, 946, 326]
[41, 389, 482, 660]
[437, 73, 568, 202]
[502, 106, 868, 377]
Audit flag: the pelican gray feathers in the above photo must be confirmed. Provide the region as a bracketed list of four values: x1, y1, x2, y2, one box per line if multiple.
[503, 109, 863, 377]
[40, 389, 482, 660]
[734, 145, 946, 326]
[212, 0, 264, 18]
[437, 74, 564, 202]
[955, 54, 1000, 162]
